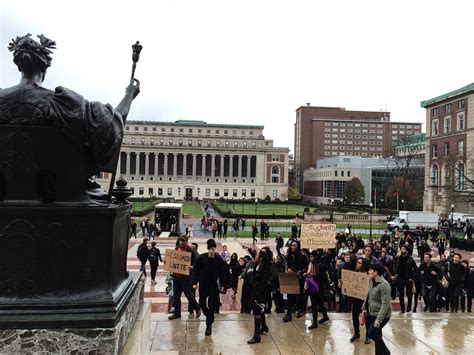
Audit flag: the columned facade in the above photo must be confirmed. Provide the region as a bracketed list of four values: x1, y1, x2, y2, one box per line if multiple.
[101, 120, 289, 200]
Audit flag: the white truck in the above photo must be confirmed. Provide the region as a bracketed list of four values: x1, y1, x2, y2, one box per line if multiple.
[387, 211, 438, 231]
[154, 203, 183, 237]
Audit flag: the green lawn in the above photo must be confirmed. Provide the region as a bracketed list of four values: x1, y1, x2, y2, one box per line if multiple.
[131, 199, 161, 214]
[213, 201, 308, 216]
[183, 201, 204, 218]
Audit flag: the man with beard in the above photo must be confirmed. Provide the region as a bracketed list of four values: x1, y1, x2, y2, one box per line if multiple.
[392, 245, 418, 313]
[192, 239, 230, 335]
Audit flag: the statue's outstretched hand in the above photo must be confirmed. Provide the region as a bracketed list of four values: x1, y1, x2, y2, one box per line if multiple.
[126, 78, 140, 99]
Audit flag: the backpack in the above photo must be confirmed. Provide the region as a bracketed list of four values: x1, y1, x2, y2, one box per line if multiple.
[149, 248, 158, 263]
[137, 244, 148, 260]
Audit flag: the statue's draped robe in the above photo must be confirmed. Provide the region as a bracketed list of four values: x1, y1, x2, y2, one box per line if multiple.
[0, 85, 123, 173]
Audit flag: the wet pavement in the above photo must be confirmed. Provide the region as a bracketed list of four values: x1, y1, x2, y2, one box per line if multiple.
[148, 312, 474, 354]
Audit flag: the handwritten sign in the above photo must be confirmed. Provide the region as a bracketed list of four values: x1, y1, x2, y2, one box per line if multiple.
[278, 273, 300, 294]
[300, 224, 337, 249]
[341, 269, 370, 300]
[163, 249, 191, 276]
[235, 278, 244, 304]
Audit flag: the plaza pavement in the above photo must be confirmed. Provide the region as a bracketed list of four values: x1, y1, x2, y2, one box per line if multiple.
[127, 230, 474, 355]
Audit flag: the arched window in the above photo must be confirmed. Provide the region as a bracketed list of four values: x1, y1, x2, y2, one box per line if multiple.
[456, 162, 465, 191]
[271, 165, 280, 183]
[431, 164, 439, 186]
[442, 163, 451, 185]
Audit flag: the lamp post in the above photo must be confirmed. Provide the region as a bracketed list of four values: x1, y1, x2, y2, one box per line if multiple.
[369, 202, 373, 238]
[451, 204, 454, 225]
[254, 198, 258, 226]
[396, 192, 399, 212]
[330, 198, 334, 224]
[401, 199, 405, 211]
[286, 198, 289, 232]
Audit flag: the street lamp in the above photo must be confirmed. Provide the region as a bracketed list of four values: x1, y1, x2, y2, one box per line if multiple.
[330, 198, 334, 224]
[401, 199, 405, 211]
[286, 198, 289, 232]
[254, 198, 258, 226]
[369, 202, 373, 238]
[451, 204, 454, 225]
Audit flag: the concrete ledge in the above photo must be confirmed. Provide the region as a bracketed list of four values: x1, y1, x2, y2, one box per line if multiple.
[123, 300, 152, 355]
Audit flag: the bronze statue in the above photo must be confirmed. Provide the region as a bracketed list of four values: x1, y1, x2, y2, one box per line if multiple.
[0, 34, 140, 202]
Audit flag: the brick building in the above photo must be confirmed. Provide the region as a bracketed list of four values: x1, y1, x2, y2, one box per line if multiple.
[421, 83, 474, 215]
[294, 105, 422, 191]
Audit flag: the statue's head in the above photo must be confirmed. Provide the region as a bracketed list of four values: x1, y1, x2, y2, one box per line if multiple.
[8, 34, 56, 78]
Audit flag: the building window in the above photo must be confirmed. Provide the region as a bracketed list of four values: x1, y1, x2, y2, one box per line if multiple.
[458, 99, 465, 110]
[271, 166, 280, 183]
[334, 171, 338, 177]
[233, 189, 238, 197]
[148, 187, 153, 195]
[432, 108, 439, 117]
[272, 190, 277, 198]
[234, 141, 238, 148]
[252, 142, 256, 148]
[444, 142, 450, 156]
[150, 138, 154, 145]
[135, 127, 139, 131]
[444, 117, 451, 134]
[179, 128, 184, 134]
[205, 188, 210, 197]
[458, 140, 464, 155]
[432, 144, 438, 158]
[207, 140, 211, 147]
[188, 139, 192, 147]
[169, 139, 173, 146]
[141, 138, 145, 145]
[167, 188, 172, 196]
[224, 189, 229, 197]
[161, 127, 166, 132]
[198, 129, 202, 134]
[445, 104, 452, 114]
[158, 188, 163, 195]
[250, 189, 255, 197]
[216, 140, 221, 148]
[189, 128, 193, 134]
[225, 141, 229, 147]
[432, 119, 438, 136]
[347, 171, 351, 177]
[243, 141, 247, 148]
[215, 130, 220, 135]
[159, 138, 164, 146]
[214, 189, 220, 197]
[143, 127, 148, 131]
[170, 128, 175, 133]
[272, 155, 280, 162]
[456, 162, 465, 191]
[341, 171, 344, 177]
[179, 139, 183, 146]
[126, 126, 130, 131]
[198, 140, 202, 147]
[457, 113, 465, 131]
[431, 164, 439, 185]
[139, 187, 144, 195]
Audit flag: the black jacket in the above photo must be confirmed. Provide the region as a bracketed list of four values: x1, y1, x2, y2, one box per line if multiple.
[137, 243, 149, 261]
[419, 262, 441, 286]
[448, 262, 466, 284]
[192, 253, 230, 296]
[249, 263, 273, 304]
[394, 254, 418, 280]
[148, 247, 163, 264]
[286, 251, 308, 275]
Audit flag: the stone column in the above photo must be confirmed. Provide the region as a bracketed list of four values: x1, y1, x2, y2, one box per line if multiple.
[173, 154, 178, 178]
[154, 153, 158, 178]
[238, 155, 242, 179]
[144, 152, 149, 177]
[164, 153, 168, 178]
[126, 152, 131, 175]
[211, 155, 215, 178]
[229, 155, 234, 178]
[220, 155, 224, 179]
[192, 154, 197, 179]
[183, 154, 187, 176]
[203, 154, 207, 177]
[247, 155, 251, 178]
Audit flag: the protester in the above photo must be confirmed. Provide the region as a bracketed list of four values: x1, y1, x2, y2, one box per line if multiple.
[350, 257, 370, 343]
[448, 253, 466, 312]
[168, 235, 201, 320]
[393, 245, 418, 313]
[283, 240, 308, 322]
[148, 241, 163, 285]
[304, 250, 330, 329]
[136, 238, 149, 277]
[192, 239, 230, 336]
[419, 253, 441, 312]
[247, 249, 273, 344]
[362, 263, 392, 355]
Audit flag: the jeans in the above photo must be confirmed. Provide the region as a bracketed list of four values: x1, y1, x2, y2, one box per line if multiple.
[397, 279, 413, 312]
[422, 284, 438, 312]
[449, 282, 463, 310]
[199, 291, 219, 326]
[150, 262, 158, 281]
[139, 259, 147, 277]
[366, 314, 390, 355]
[172, 276, 200, 316]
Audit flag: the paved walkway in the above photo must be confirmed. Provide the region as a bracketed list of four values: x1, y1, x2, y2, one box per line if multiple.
[148, 312, 474, 354]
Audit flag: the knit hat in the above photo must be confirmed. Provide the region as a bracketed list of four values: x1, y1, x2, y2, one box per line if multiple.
[207, 239, 217, 250]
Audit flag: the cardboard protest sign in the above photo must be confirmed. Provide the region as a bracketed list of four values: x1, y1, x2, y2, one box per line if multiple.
[300, 224, 337, 249]
[235, 277, 244, 304]
[278, 272, 300, 294]
[341, 269, 370, 300]
[163, 249, 191, 276]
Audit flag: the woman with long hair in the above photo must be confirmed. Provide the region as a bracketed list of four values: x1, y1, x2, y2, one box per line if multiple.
[247, 249, 273, 344]
[304, 250, 330, 329]
[349, 257, 370, 343]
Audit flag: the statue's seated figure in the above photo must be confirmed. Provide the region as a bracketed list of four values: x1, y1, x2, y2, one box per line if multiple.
[0, 34, 138, 203]
[0, 34, 141, 328]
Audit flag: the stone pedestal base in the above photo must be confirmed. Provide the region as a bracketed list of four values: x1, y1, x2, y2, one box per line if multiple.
[0, 273, 145, 354]
[122, 300, 151, 354]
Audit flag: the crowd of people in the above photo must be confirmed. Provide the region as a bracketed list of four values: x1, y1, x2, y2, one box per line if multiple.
[135, 221, 474, 353]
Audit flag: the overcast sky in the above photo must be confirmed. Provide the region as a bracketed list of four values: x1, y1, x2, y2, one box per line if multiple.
[1, 0, 473, 153]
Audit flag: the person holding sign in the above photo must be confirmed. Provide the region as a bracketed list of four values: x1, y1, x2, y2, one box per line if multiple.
[192, 239, 230, 336]
[247, 249, 273, 344]
[283, 240, 308, 323]
[349, 257, 370, 343]
[362, 263, 392, 355]
[168, 235, 201, 320]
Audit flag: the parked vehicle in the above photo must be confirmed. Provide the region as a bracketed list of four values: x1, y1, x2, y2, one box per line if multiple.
[387, 211, 438, 231]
